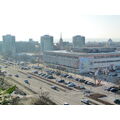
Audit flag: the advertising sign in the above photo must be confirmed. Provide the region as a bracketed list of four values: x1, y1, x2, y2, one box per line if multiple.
[79, 57, 93, 72]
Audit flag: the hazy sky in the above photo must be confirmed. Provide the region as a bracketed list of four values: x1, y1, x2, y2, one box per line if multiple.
[0, 0, 120, 42]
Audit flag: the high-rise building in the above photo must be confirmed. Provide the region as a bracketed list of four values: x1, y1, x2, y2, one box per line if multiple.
[72, 35, 85, 48]
[2, 34, 16, 57]
[40, 35, 54, 52]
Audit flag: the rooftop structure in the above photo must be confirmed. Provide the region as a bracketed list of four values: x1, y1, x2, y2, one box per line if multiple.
[72, 47, 116, 53]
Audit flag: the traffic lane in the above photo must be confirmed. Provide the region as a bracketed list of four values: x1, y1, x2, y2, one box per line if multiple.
[4, 66, 86, 105]
[4, 64, 106, 105]
[2, 62, 117, 104]
[7, 67, 70, 92]
[4, 66, 106, 104]
[12, 75, 85, 105]
[38, 71, 117, 104]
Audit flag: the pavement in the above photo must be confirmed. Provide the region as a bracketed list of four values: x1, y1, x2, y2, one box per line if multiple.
[0, 60, 119, 105]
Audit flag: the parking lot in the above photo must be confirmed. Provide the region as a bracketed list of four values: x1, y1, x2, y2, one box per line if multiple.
[0, 59, 120, 105]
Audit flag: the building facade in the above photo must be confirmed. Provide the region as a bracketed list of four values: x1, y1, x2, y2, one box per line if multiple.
[15, 39, 40, 53]
[40, 35, 54, 52]
[43, 50, 120, 73]
[2, 34, 16, 57]
[73, 35, 85, 48]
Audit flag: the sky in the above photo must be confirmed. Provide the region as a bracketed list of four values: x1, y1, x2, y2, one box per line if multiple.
[0, 0, 120, 42]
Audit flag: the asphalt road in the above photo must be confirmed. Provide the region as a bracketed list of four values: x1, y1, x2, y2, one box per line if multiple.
[1, 65, 86, 105]
[0, 61, 118, 105]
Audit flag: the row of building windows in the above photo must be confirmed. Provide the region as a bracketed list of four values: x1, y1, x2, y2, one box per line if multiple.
[94, 60, 120, 63]
[45, 53, 120, 59]
[45, 54, 79, 59]
[94, 55, 120, 59]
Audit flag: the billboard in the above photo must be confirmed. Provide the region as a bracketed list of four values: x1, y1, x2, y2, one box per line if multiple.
[79, 57, 93, 72]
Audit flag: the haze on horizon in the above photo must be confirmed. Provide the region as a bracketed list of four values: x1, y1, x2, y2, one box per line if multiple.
[0, 0, 120, 42]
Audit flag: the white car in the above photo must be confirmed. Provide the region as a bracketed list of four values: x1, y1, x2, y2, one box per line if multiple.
[64, 102, 69, 105]
[81, 99, 90, 105]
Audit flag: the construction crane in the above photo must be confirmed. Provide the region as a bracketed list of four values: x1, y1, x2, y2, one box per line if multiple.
[94, 69, 102, 86]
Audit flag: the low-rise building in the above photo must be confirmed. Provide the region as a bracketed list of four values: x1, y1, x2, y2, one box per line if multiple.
[43, 48, 120, 73]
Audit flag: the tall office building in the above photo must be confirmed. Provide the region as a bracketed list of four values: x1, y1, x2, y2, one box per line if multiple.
[72, 35, 85, 48]
[2, 34, 16, 57]
[40, 35, 54, 52]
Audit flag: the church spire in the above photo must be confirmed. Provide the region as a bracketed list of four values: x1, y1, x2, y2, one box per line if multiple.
[59, 33, 64, 50]
[59, 32, 63, 43]
[60, 32, 62, 39]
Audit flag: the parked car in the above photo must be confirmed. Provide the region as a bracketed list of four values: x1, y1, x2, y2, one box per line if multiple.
[47, 75, 54, 79]
[15, 74, 19, 77]
[79, 79, 85, 83]
[38, 73, 42, 75]
[84, 81, 88, 84]
[55, 72, 61, 76]
[51, 86, 57, 90]
[44, 74, 49, 78]
[33, 71, 38, 74]
[47, 72, 53, 75]
[14, 91, 26, 96]
[79, 86, 85, 89]
[64, 102, 69, 105]
[68, 83, 76, 87]
[57, 79, 65, 83]
[106, 86, 119, 92]
[65, 81, 72, 85]
[85, 81, 95, 86]
[24, 80, 30, 84]
[81, 99, 90, 105]
[21, 66, 30, 70]
[40, 73, 44, 76]
[75, 78, 80, 81]
[114, 99, 120, 104]
[84, 90, 91, 93]
[28, 75, 32, 78]
[32, 66, 42, 70]
[41, 73, 46, 77]
[61, 74, 69, 78]
[110, 88, 118, 92]
[67, 75, 73, 79]
[108, 72, 117, 76]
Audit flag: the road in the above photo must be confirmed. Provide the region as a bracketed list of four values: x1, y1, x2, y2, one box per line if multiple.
[0, 60, 118, 105]
[1, 65, 86, 105]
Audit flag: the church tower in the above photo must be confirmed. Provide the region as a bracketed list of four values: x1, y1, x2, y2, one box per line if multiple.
[59, 33, 64, 49]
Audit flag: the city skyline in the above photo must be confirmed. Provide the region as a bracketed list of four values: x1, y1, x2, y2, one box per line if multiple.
[0, 34, 120, 43]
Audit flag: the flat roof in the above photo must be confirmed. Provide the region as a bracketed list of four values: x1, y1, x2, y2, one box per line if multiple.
[44, 50, 120, 57]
